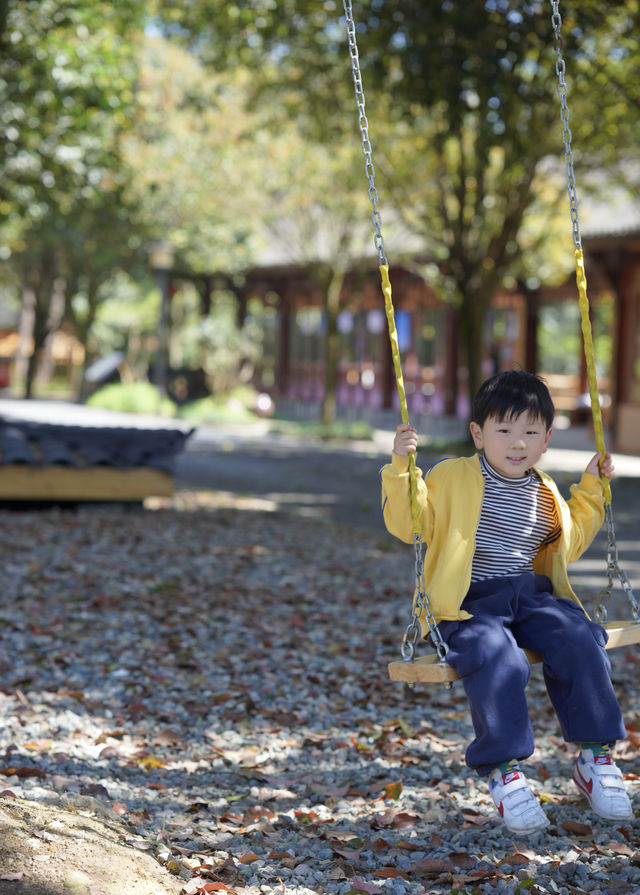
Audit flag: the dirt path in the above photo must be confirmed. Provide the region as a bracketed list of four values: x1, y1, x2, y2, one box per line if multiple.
[0, 796, 182, 895]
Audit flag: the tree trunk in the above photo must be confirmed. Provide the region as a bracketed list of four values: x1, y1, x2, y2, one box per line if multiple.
[24, 302, 50, 399]
[74, 305, 98, 402]
[459, 291, 487, 410]
[22, 252, 58, 399]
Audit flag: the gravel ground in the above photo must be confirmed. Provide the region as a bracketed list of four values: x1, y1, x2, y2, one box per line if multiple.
[1, 436, 639, 895]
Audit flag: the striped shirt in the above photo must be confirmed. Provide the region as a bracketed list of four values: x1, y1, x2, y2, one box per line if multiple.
[471, 455, 561, 582]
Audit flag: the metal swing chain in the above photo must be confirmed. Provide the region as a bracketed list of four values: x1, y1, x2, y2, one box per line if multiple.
[550, 1, 581, 253]
[342, 0, 448, 665]
[551, 1, 639, 625]
[342, 0, 387, 268]
[595, 506, 640, 624]
[401, 534, 450, 663]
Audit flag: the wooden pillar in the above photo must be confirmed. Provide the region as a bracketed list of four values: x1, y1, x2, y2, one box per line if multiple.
[277, 291, 290, 397]
[615, 258, 635, 407]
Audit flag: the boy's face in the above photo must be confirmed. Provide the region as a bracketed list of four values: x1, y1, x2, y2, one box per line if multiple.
[470, 412, 552, 478]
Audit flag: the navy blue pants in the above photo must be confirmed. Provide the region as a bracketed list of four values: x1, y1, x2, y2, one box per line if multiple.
[437, 573, 626, 777]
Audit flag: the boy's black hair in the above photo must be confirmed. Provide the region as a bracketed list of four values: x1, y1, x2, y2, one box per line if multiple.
[472, 370, 555, 430]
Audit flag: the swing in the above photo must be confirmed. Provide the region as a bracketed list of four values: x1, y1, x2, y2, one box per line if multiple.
[342, 0, 640, 684]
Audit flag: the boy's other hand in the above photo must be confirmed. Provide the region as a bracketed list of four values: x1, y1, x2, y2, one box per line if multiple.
[394, 424, 418, 456]
[586, 451, 615, 479]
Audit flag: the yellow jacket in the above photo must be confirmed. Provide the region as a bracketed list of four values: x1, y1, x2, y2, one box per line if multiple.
[380, 453, 605, 633]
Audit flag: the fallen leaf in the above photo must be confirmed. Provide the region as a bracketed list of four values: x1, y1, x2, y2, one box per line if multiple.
[242, 804, 275, 822]
[373, 867, 408, 879]
[561, 820, 593, 837]
[383, 780, 403, 800]
[266, 851, 295, 867]
[449, 851, 475, 870]
[605, 841, 634, 856]
[460, 810, 491, 826]
[419, 858, 455, 876]
[94, 729, 125, 745]
[333, 845, 363, 861]
[0, 765, 46, 779]
[396, 838, 427, 850]
[136, 754, 165, 769]
[182, 882, 237, 895]
[310, 782, 351, 798]
[499, 852, 530, 867]
[373, 808, 419, 829]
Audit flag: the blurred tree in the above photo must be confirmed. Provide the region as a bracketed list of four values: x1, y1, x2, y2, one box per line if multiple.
[163, 0, 639, 404]
[126, 34, 379, 422]
[0, 0, 147, 396]
[122, 37, 263, 276]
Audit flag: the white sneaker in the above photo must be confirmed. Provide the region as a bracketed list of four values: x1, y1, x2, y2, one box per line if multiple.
[488, 763, 549, 835]
[573, 748, 633, 821]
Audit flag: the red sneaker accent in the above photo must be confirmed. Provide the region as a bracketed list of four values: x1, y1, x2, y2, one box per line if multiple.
[574, 765, 594, 794]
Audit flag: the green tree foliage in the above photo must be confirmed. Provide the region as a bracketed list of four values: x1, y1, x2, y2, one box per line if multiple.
[163, 0, 639, 403]
[122, 37, 264, 276]
[0, 0, 147, 395]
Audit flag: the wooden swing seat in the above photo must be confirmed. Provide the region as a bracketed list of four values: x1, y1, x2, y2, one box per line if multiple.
[388, 620, 640, 683]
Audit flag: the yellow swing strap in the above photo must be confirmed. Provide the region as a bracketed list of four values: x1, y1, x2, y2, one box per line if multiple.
[379, 264, 422, 537]
[574, 250, 611, 505]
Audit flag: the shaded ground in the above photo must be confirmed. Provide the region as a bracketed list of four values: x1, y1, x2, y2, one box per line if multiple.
[0, 426, 639, 894]
[174, 423, 640, 582]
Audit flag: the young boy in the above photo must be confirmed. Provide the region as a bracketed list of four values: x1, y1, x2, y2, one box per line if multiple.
[381, 370, 632, 835]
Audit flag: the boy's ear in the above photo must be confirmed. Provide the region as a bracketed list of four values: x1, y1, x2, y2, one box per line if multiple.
[470, 421, 483, 450]
[542, 427, 553, 453]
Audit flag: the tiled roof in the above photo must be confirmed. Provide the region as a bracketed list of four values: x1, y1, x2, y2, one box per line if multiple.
[0, 403, 193, 473]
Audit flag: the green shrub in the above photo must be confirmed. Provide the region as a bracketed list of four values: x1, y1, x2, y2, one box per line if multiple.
[87, 382, 177, 417]
[177, 386, 259, 424]
[268, 418, 374, 442]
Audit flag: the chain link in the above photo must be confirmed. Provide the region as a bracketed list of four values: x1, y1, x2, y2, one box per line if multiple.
[550, 1, 581, 253]
[342, 0, 387, 267]
[594, 507, 640, 624]
[400, 535, 449, 663]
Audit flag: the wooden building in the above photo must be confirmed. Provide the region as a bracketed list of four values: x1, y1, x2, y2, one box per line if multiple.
[231, 224, 640, 451]
[583, 226, 640, 453]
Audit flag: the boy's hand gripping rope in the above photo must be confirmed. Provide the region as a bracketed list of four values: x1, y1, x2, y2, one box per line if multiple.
[343, 0, 448, 663]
